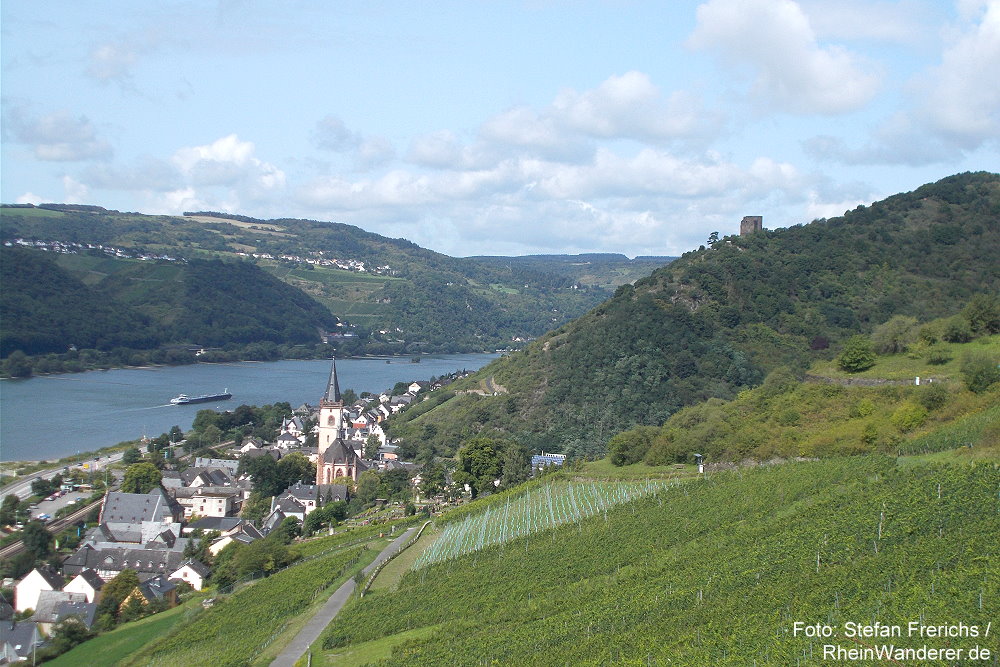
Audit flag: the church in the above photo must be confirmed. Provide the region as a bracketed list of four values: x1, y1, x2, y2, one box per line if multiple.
[315, 359, 367, 484]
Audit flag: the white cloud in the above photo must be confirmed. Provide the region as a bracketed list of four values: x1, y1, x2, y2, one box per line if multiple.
[917, 1, 1000, 147]
[3, 106, 113, 161]
[15, 192, 45, 205]
[312, 116, 361, 152]
[62, 175, 90, 202]
[688, 0, 881, 114]
[172, 134, 285, 193]
[81, 158, 182, 191]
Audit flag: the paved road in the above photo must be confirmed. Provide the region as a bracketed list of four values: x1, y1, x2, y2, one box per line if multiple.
[270, 526, 417, 667]
[1, 452, 122, 501]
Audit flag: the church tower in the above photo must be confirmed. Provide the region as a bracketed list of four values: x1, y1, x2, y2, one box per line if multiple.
[316, 359, 345, 482]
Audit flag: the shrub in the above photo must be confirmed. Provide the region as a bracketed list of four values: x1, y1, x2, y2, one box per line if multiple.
[838, 336, 876, 373]
[925, 344, 952, 365]
[916, 383, 948, 412]
[943, 317, 973, 343]
[960, 351, 1000, 393]
[890, 402, 928, 433]
[872, 315, 918, 354]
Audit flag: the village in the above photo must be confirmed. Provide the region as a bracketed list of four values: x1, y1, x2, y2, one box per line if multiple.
[0, 361, 564, 662]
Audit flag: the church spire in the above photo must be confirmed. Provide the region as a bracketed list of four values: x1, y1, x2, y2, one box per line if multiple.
[324, 358, 342, 403]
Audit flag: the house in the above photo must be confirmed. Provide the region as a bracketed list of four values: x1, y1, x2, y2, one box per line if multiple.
[122, 575, 177, 609]
[275, 432, 303, 449]
[181, 467, 235, 488]
[99, 488, 183, 525]
[172, 487, 240, 518]
[192, 458, 240, 476]
[0, 621, 41, 663]
[408, 381, 429, 393]
[63, 545, 187, 582]
[207, 522, 264, 555]
[280, 416, 306, 438]
[63, 569, 105, 603]
[14, 567, 64, 613]
[170, 560, 210, 591]
[31, 590, 93, 634]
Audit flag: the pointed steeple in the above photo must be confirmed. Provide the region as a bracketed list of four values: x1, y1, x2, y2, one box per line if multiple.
[324, 358, 342, 403]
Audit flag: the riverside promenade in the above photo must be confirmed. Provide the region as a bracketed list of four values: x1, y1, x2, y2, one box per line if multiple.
[270, 526, 417, 667]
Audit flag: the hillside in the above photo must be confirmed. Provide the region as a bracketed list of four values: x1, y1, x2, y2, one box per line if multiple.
[0, 247, 338, 358]
[312, 457, 998, 665]
[0, 206, 624, 356]
[385, 172, 1000, 457]
[466, 253, 676, 289]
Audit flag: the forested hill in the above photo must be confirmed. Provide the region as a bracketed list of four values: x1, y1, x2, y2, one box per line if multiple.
[388, 171, 1000, 457]
[0, 248, 338, 357]
[0, 206, 626, 354]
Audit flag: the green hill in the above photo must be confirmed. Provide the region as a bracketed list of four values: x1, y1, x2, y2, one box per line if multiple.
[385, 172, 1000, 457]
[0, 206, 624, 356]
[312, 456, 998, 665]
[0, 247, 338, 358]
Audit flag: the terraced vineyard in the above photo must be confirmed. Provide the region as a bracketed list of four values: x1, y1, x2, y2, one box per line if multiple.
[414, 480, 674, 569]
[318, 458, 999, 665]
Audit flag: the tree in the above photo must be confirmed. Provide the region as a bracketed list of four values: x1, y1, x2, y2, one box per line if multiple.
[97, 569, 140, 623]
[364, 434, 381, 460]
[871, 315, 918, 354]
[455, 437, 508, 497]
[2, 350, 32, 378]
[962, 293, 1000, 335]
[355, 470, 381, 505]
[121, 462, 162, 494]
[276, 452, 315, 490]
[239, 454, 280, 496]
[608, 426, 660, 466]
[240, 491, 272, 523]
[121, 447, 142, 465]
[500, 441, 530, 488]
[274, 516, 301, 544]
[837, 335, 876, 373]
[21, 521, 52, 558]
[0, 494, 20, 525]
[960, 351, 1000, 393]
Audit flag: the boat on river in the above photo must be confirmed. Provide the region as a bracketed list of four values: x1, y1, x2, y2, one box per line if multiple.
[170, 389, 232, 405]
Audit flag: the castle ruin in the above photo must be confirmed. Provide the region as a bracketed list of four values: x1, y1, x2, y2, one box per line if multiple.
[740, 215, 763, 236]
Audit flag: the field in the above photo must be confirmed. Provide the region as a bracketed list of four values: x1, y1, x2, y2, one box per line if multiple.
[120, 543, 374, 667]
[47, 596, 201, 667]
[809, 334, 1000, 381]
[315, 457, 999, 665]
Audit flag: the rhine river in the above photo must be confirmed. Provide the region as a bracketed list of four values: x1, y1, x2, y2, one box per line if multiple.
[0, 354, 498, 463]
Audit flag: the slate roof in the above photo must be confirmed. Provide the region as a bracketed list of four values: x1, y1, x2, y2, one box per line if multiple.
[323, 358, 342, 403]
[192, 458, 240, 475]
[188, 516, 245, 533]
[63, 545, 186, 580]
[318, 439, 362, 466]
[181, 467, 234, 487]
[138, 575, 176, 601]
[175, 559, 210, 578]
[29, 567, 65, 591]
[100, 488, 181, 524]
[0, 621, 40, 659]
[56, 600, 97, 628]
[32, 590, 87, 623]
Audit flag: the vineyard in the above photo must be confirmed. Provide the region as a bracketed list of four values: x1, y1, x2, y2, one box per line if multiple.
[122, 543, 372, 667]
[317, 458, 999, 665]
[414, 480, 674, 569]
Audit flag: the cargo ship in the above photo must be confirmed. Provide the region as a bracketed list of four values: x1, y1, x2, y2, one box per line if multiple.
[170, 389, 232, 405]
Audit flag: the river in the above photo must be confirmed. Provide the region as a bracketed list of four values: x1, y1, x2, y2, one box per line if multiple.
[0, 354, 498, 463]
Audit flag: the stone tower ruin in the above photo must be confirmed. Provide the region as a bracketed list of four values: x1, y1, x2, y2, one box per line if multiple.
[740, 215, 763, 236]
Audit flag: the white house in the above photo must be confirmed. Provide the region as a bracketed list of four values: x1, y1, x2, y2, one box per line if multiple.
[14, 568, 64, 613]
[63, 569, 104, 603]
[170, 560, 210, 591]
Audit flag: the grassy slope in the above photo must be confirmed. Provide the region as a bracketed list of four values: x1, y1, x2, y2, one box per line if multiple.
[315, 456, 999, 665]
[46, 596, 201, 667]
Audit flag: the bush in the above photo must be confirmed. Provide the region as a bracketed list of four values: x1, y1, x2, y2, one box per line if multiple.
[838, 336, 876, 373]
[916, 383, 948, 412]
[960, 351, 1000, 393]
[872, 315, 918, 354]
[943, 317, 973, 343]
[890, 402, 928, 433]
[925, 344, 952, 365]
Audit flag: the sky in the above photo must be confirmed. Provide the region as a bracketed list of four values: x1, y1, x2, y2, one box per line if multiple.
[2, 1, 998, 258]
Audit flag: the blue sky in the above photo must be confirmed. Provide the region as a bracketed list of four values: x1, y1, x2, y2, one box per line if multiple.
[2, 1, 997, 257]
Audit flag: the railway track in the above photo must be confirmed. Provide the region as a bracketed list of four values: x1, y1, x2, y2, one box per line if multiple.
[0, 498, 101, 560]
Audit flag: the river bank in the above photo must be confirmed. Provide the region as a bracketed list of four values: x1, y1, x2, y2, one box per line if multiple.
[0, 353, 499, 463]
